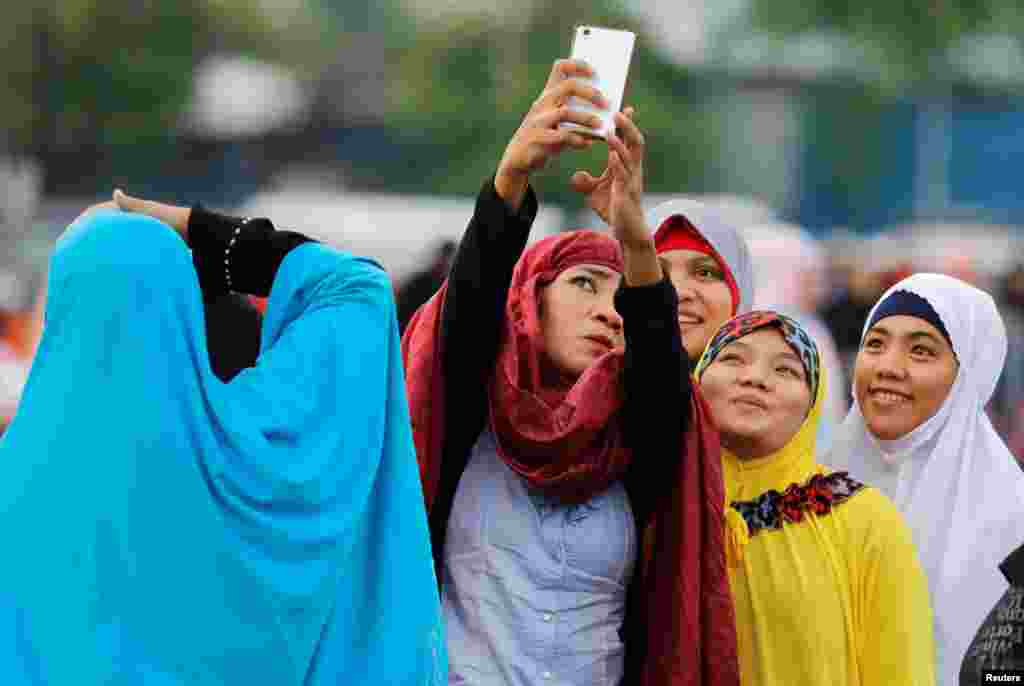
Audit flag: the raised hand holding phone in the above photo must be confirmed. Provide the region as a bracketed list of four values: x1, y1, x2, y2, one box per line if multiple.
[561, 26, 636, 140]
[495, 59, 608, 210]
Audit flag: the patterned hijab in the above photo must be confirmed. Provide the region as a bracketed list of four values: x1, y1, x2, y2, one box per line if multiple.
[695, 310, 828, 565]
[696, 310, 821, 402]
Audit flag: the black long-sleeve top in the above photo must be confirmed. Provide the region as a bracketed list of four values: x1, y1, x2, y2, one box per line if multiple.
[188, 207, 312, 381]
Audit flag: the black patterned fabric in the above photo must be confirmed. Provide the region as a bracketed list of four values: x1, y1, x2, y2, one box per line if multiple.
[960, 543, 1024, 685]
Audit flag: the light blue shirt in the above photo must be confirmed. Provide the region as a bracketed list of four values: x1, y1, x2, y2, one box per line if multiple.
[443, 428, 636, 686]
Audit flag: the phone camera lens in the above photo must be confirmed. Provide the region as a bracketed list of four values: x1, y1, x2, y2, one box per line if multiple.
[583, 28, 590, 36]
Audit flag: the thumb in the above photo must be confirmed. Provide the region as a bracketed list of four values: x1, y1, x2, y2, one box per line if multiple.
[570, 170, 599, 192]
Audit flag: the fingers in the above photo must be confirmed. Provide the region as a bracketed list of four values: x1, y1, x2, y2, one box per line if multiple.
[606, 131, 633, 169]
[607, 150, 626, 181]
[113, 189, 148, 213]
[570, 170, 600, 192]
[538, 128, 592, 151]
[614, 111, 645, 150]
[112, 189, 190, 238]
[516, 129, 592, 170]
[537, 78, 607, 112]
[530, 105, 603, 132]
[544, 58, 594, 90]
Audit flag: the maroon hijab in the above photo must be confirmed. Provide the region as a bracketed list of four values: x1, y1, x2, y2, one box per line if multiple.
[402, 230, 738, 686]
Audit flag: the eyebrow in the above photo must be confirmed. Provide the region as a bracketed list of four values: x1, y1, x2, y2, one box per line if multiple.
[579, 267, 618, 281]
[867, 326, 943, 346]
[688, 255, 721, 269]
[722, 341, 802, 365]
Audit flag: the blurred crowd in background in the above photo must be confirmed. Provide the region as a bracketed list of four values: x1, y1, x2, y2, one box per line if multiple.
[2, 0, 1024, 457]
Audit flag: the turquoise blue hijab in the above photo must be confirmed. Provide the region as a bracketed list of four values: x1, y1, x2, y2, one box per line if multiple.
[0, 209, 445, 685]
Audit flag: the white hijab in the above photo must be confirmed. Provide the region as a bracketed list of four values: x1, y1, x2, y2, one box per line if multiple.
[829, 272, 1024, 684]
[647, 198, 755, 314]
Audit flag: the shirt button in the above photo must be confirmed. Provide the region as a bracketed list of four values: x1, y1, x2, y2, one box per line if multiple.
[543, 613, 553, 622]
[542, 671, 553, 680]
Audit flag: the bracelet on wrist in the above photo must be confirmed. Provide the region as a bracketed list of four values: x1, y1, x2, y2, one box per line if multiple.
[223, 218, 249, 291]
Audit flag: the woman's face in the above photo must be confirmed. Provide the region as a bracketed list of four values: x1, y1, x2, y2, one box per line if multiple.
[659, 249, 734, 360]
[854, 315, 958, 440]
[539, 263, 624, 378]
[700, 328, 813, 458]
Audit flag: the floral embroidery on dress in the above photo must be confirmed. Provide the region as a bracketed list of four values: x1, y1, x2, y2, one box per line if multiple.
[730, 471, 865, 537]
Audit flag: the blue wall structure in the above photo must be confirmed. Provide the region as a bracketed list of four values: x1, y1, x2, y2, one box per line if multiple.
[795, 96, 1024, 234]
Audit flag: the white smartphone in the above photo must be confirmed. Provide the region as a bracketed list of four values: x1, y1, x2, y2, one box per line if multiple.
[561, 26, 636, 140]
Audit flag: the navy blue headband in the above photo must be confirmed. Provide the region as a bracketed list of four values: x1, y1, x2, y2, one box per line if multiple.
[866, 290, 954, 350]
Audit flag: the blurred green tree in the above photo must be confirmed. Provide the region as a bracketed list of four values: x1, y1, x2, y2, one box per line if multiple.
[1, 1, 317, 155]
[387, 1, 719, 209]
[748, 0, 1024, 84]
[743, 0, 1024, 228]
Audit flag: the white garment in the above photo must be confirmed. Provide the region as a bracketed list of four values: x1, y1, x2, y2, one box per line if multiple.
[647, 199, 756, 315]
[828, 272, 1024, 686]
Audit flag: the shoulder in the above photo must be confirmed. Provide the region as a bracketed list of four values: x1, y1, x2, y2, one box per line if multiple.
[834, 482, 917, 554]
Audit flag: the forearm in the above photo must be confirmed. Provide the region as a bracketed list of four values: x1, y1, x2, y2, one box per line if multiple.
[618, 275, 690, 522]
[494, 170, 529, 213]
[620, 237, 661, 287]
[440, 177, 537, 387]
[188, 207, 314, 299]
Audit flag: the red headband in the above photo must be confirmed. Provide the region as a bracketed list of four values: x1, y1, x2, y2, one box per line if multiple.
[654, 216, 740, 315]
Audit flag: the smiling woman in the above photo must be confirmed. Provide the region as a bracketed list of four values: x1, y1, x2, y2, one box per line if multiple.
[830, 273, 1024, 686]
[649, 202, 755, 361]
[695, 310, 935, 686]
[854, 301, 959, 441]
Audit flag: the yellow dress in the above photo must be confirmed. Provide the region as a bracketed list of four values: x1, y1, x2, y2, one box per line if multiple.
[722, 415, 936, 686]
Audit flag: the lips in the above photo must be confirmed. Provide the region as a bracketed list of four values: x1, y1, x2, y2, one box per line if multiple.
[867, 387, 912, 406]
[731, 394, 768, 411]
[584, 334, 616, 351]
[678, 310, 703, 326]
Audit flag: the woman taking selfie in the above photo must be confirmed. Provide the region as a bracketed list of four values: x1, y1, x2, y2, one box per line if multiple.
[830, 273, 1024, 686]
[0, 199, 444, 683]
[402, 58, 739, 686]
[696, 310, 935, 685]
